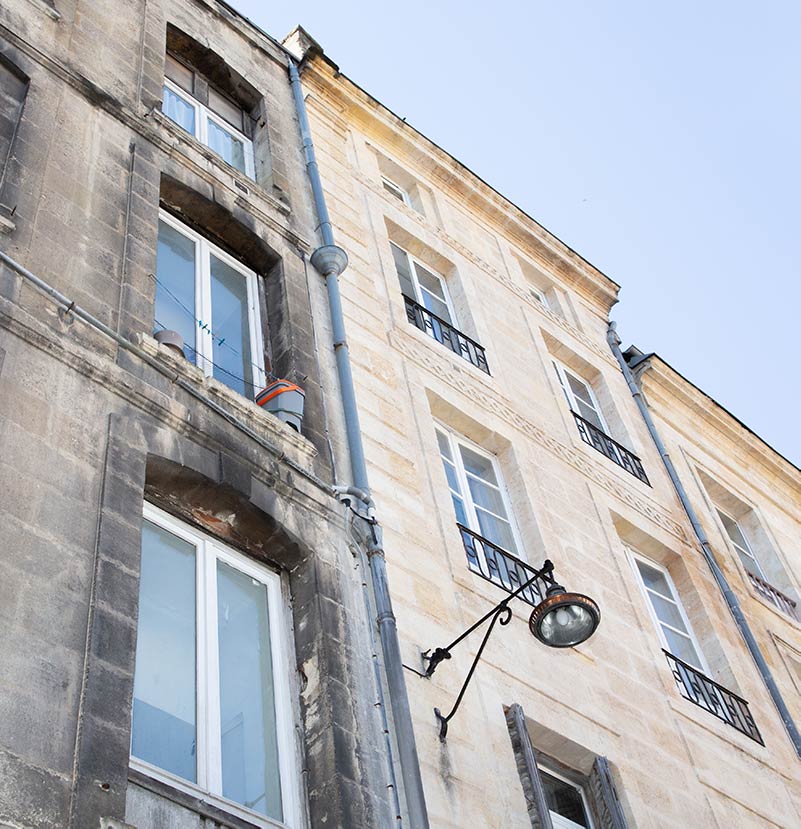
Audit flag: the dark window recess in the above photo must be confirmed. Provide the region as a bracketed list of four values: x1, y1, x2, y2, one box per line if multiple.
[0, 56, 29, 194]
[506, 703, 629, 829]
[571, 411, 650, 485]
[457, 524, 545, 606]
[404, 295, 490, 374]
[663, 650, 764, 745]
[165, 54, 248, 135]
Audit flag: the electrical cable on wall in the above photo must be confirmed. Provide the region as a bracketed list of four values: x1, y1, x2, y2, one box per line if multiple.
[150, 271, 280, 393]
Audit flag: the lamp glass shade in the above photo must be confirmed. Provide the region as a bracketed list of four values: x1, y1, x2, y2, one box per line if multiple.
[529, 592, 600, 648]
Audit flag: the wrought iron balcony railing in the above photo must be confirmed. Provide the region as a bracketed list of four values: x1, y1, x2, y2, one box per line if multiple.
[663, 650, 763, 744]
[403, 295, 490, 374]
[747, 571, 798, 620]
[571, 411, 650, 486]
[457, 524, 546, 607]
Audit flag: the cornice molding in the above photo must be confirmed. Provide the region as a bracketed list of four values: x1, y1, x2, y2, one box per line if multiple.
[638, 358, 801, 493]
[301, 59, 620, 315]
[356, 171, 619, 369]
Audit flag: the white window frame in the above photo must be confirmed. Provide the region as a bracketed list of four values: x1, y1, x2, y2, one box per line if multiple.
[435, 422, 525, 559]
[391, 242, 458, 325]
[715, 506, 767, 581]
[627, 549, 710, 674]
[529, 287, 550, 309]
[381, 175, 412, 206]
[537, 764, 596, 829]
[162, 77, 255, 179]
[157, 209, 266, 395]
[132, 503, 300, 829]
[552, 360, 609, 433]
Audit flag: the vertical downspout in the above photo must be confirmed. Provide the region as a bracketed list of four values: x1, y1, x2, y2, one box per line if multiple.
[289, 60, 430, 827]
[607, 322, 801, 758]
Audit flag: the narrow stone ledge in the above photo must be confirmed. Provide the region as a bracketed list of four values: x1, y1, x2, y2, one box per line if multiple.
[133, 332, 319, 471]
[0, 214, 16, 234]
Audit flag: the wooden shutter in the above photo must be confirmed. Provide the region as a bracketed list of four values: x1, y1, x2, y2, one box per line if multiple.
[588, 756, 628, 829]
[505, 704, 554, 829]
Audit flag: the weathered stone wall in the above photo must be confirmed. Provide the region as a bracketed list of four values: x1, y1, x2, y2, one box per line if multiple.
[298, 49, 801, 829]
[0, 2, 393, 827]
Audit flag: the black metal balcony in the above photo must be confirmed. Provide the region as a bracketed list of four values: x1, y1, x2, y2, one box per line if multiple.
[403, 295, 490, 374]
[457, 524, 547, 607]
[571, 411, 650, 486]
[746, 571, 798, 620]
[663, 650, 763, 744]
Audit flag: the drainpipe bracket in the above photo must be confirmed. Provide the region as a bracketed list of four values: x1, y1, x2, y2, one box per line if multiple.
[310, 244, 348, 277]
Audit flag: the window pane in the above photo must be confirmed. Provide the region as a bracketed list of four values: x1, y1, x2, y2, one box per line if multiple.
[165, 54, 194, 92]
[718, 510, 750, 552]
[162, 85, 196, 134]
[390, 243, 416, 299]
[217, 561, 282, 820]
[207, 118, 248, 174]
[210, 255, 254, 397]
[414, 264, 447, 303]
[451, 493, 468, 526]
[209, 87, 245, 131]
[540, 770, 589, 828]
[466, 475, 507, 517]
[566, 373, 594, 407]
[436, 430, 454, 463]
[459, 446, 498, 485]
[442, 458, 461, 494]
[382, 178, 406, 202]
[636, 560, 672, 599]
[419, 288, 452, 324]
[649, 592, 690, 633]
[475, 508, 517, 554]
[576, 399, 604, 431]
[155, 220, 197, 364]
[415, 265, 454, 325]
[663, 627, 703, 670]
[132, 520, 197, 783]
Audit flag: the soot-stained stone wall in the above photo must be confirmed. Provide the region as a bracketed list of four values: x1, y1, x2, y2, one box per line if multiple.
[0, 0, 393, 827]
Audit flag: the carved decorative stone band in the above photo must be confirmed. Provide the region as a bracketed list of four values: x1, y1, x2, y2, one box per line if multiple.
[388, 329, 687, 542]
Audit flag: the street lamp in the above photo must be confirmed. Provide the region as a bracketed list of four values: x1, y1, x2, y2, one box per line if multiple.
[421, 560, 600, 739]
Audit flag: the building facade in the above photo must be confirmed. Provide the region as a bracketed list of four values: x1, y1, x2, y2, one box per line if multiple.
[285, 27, 801, 829]
[1, 2, 800, 828]
[0, 2, 401, 828]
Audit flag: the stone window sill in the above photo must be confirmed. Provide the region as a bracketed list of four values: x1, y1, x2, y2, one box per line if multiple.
[135, 332, 317, 469]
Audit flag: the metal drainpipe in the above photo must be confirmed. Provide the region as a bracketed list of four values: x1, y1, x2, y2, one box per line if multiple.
[607, 321, 801, 758]
[289, 60, 430, 827]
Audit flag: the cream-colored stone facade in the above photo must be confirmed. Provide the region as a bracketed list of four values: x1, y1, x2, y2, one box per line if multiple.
[290, 33, 801, 828]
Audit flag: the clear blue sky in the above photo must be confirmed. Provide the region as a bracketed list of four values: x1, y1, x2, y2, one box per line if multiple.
[235, 1, 801, 465]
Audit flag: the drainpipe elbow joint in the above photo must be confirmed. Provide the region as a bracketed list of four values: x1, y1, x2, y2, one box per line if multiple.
[310, 244, 348, 278]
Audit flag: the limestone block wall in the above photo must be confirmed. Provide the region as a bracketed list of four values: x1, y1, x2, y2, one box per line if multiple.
[300, 52, 801, 829]
[0, 2, 393, 828]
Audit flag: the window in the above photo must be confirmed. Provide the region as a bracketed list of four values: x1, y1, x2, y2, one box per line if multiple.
[391, 242, 456, 327]
[162, 54, 255, 178]
[381, 176, 411, 206]
[155, 210, 266, 398]
[540, 766, 595, 829]
[435, 424, 521, 556]
[716, 508, 765, 580]
[0, 56, 28, 193]
[553, 361, 607, 433]
[529, 287, 549, 309]
[630, 552, 706, 672]
[131, 504, 297, 827]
